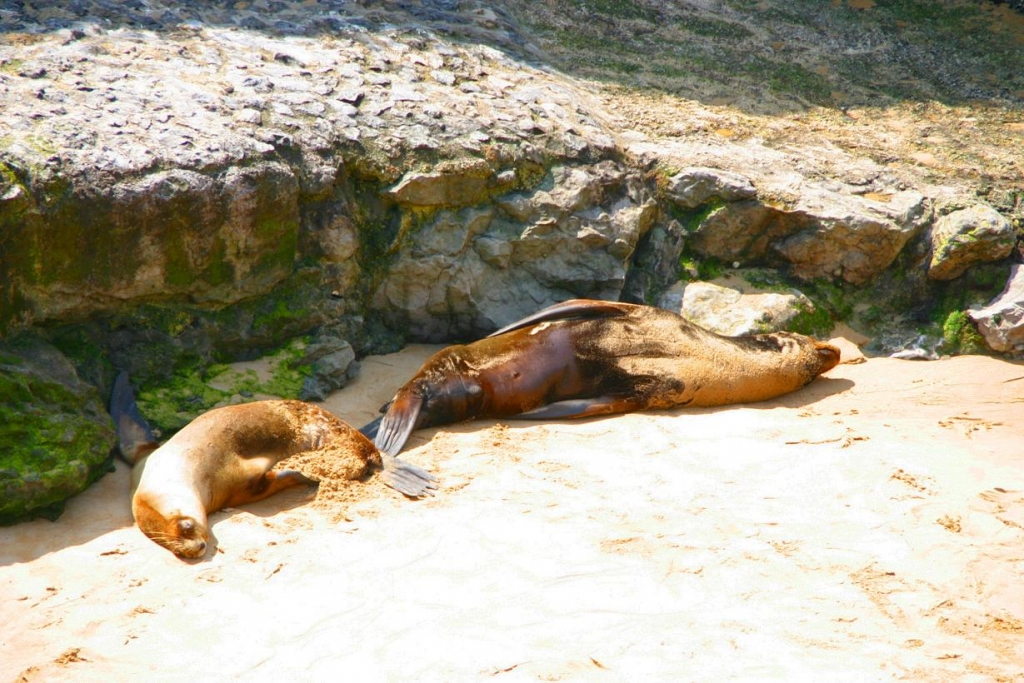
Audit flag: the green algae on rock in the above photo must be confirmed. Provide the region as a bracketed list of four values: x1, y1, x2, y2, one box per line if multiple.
[0, 335, 116, 525]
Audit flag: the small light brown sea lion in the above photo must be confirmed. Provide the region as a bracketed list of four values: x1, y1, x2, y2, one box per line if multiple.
[362, 299, 841, 456]
[110, 373, 436, 558]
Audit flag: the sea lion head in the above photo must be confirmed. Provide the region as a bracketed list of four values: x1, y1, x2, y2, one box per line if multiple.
[373, 350, 486, 456]
[133, 496, 210, 558]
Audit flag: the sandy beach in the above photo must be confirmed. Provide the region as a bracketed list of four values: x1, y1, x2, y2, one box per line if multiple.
[3, 344, 1023, 681]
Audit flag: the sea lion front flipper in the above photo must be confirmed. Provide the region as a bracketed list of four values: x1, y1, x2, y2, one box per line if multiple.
[379, 453, 439, 498]
[509, 395, 642, 420]
[374, 391, 425, 456]
[233, 469, 318, 506]
[110, 371, 159, 465]
[488, 299, 634, 337]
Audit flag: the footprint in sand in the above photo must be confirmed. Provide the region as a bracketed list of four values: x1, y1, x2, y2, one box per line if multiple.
[976, 489, 1024, 530]
[938, 414, 1004, 438]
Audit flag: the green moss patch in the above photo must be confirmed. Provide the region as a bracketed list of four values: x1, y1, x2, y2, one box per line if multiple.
[940, 310, 987, 356]
[0, 338, 116, 525]
[136, 338, 314, 437]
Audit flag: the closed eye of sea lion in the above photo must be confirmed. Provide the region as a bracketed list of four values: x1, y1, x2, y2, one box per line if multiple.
[361, 299, 841, 456]
[110, 373, 437, 558]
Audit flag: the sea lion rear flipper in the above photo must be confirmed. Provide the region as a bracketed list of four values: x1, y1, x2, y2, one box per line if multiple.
[379, 453, 439, 498]
[488, 299, 634, 337]
[509, 396, 641, 420]
[110, 371, 159, 465]
[374, 391, 424, 456]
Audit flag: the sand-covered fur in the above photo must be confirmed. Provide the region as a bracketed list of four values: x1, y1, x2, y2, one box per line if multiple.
[128, 400, 379, 558]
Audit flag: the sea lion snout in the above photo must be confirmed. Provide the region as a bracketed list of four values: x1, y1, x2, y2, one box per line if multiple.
[133, 507, 211, 558]
[164, 516, 210, 558]
[814, 342, 841, 374]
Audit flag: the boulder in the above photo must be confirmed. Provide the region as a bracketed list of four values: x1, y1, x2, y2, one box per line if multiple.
[927, 205, 1015, 281]
[373, 162, 658, 339]
[969, 263, 1024, 354]
[298, 336, 359, 402]
[0, 336, 116, 525]
[689, 189, 931, 285]
[663, 167, 757, 208]
[657, 271, 830, 336]
[386, 161, 495, 208]
[4, 163, 301, 327]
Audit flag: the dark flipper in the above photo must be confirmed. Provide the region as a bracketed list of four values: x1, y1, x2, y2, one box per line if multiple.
[488, 299, 633, 338]
[374, 391, 424, 457]
[507, 395, 644, 420]
[379, 453, 438, 498]
[110, 371, 159, 464]
[359, 416, 382, 440]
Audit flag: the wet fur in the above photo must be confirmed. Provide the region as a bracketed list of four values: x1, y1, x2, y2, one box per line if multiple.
[367, 299, 840, 455]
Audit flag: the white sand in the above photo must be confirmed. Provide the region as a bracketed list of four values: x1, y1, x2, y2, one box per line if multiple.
[3, 345, 1023, 681]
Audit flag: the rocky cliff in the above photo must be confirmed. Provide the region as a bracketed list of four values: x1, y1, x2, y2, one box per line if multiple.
[1, 0, 1021, 522]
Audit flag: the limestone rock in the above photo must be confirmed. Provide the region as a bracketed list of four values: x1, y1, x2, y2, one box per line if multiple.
[373, 162, 657, 339]
[5, 163, 301, 326]
[691, 189, 930, 285]
[689, 200, 790, 265]
[927, 205, 1015, 281]
[298, 335, 358, 402]
[969, 263, 1024, 354]
[0, 13, 630, 338]
[0, 336, 116, 525]
[773, 189, 931, 287]
[622, 219, 688, 304]
[386, 162, 494, 208]
[663, 167, 757, 208]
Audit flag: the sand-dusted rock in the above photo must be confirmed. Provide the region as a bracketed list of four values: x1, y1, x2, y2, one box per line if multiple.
[0, 1, 995, 354]
[0, 11, 632, 340]
[927, 205, 1015, 281]
[688, 200, 792, 265]
[0, 336, 116, 525]
[968, 263, 1024, 354]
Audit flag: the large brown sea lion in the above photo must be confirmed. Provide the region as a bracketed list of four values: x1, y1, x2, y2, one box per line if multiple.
[362, 299, 841, 456]
[111, 373, 436, 558]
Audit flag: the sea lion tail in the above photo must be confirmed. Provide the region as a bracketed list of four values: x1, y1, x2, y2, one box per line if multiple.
[374, 391, 424, 457]
[110, 371, 158, 465]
